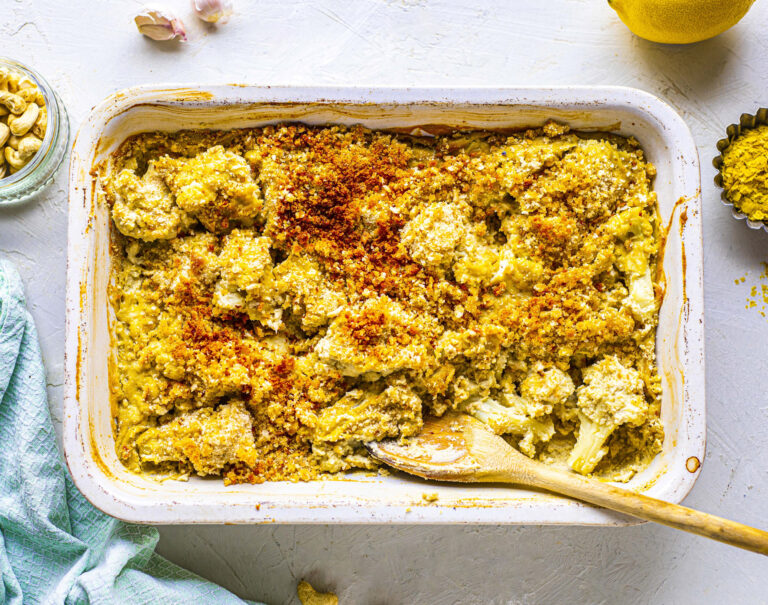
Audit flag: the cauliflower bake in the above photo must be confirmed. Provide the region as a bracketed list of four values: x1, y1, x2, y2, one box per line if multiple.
[104, 121, 664, 484]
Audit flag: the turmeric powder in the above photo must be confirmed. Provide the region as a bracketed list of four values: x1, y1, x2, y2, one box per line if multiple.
[721, 124, 768, 222]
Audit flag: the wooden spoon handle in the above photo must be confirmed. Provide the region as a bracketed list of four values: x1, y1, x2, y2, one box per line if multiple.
[516, 463, 768, 556]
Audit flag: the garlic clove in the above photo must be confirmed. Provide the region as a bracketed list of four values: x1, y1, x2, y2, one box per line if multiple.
[135, 8, 187, 41]
[192, 0, 233, 24]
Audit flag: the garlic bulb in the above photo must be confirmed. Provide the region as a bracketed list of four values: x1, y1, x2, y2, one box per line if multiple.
[135, 8, 187, 41]
[192, 0, 233, 24]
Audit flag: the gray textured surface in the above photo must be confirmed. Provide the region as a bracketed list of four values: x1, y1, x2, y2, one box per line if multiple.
[1, 1, 767, 603]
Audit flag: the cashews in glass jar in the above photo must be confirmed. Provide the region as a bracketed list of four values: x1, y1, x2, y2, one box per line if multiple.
[0, 90, 27, 115]
[9, 102, 40, 136]
[0, 66, 47, 177]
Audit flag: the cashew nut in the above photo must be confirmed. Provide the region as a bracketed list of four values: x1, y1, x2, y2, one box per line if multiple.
[4, 135, 40, 171]
[7, 134, 21, 150]
[4, 134, 40, 168]
[9, 102, 39, 136]
[5, 79, 19, 94]
[0, 90, 27, 115]
[17, 134, 42, 157]
[32, 107, 46, 138]
[5, 146, 26, 170]
[4, 72, 21, 93]
[17, 87, 44, 106]
[0, 122, 8, 147]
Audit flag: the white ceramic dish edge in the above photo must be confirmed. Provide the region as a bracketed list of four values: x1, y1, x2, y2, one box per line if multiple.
[64, 85, 705, 525]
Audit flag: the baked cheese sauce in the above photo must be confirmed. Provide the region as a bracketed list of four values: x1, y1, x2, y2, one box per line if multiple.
[103, 122, 663, 484]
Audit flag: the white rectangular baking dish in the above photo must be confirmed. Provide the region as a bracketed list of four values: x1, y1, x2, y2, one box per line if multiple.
[64, 86, 705, 525]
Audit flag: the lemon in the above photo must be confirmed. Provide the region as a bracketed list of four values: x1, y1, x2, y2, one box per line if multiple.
[608, 0, 756, 44]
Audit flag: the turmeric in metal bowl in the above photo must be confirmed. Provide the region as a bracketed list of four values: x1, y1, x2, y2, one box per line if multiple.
[721, 125, 768, 222]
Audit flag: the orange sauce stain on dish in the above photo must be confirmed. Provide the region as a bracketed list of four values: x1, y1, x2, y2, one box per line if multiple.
[656, 196, 688, 305]
[658, 196, 689, 420]
[89, 419, 118, 481]
[679, 206, 688, 301]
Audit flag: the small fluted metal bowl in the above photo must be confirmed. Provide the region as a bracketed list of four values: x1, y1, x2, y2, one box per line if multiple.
[713, 108, 768, 233]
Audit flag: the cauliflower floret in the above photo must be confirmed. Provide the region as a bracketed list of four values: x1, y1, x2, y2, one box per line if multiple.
[312, 381, 422, 472]
[314, 383, 422, 443]
[452, 231, 500, 287]
[626, 267, 656, 322]
[489, 247, 544, 292]
[495, 131, 577, 198]
[400, 202, 467, 269]
[461, 396, 554, 457]
[450, 373, 497, 406]
[605, 207, 656, 276]
[213, 229, 283, 330]
[465, 365, 574, 456]
[159, 232, 221, 287]
[155, 146, 262, 232]
[568, 356, 648, 475]
[109, 162, 194, 241]
[604, 206, 659, 323]
[435, 324, 507, 371]
[315, 296, 439, 378]
[518, 140, 633, 220]
[135, 400, 258, 476]
[275, 254, 346, 333]
[519, 364, 575, 415]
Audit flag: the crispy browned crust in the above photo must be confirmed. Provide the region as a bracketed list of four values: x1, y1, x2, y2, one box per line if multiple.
[105, 122, 663, 484]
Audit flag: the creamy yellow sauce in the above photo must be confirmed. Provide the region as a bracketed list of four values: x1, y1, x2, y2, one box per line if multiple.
[103, 121, 663, 484]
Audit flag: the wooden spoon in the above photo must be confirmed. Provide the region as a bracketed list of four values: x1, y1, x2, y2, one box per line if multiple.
[367, 413, 768, 556]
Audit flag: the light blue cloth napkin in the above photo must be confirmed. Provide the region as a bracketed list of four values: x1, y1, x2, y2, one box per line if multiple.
[0, 259, 259, 605]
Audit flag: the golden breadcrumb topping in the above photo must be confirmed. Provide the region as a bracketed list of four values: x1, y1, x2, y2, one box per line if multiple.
[104, 121, 663, 484]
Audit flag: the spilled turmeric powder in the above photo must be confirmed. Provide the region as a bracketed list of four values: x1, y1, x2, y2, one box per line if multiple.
[736, 263, 768, 318]
[721, 124, 768, 222]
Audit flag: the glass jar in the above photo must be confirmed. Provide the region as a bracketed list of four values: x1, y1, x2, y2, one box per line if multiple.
[0, 57, 69, 206]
